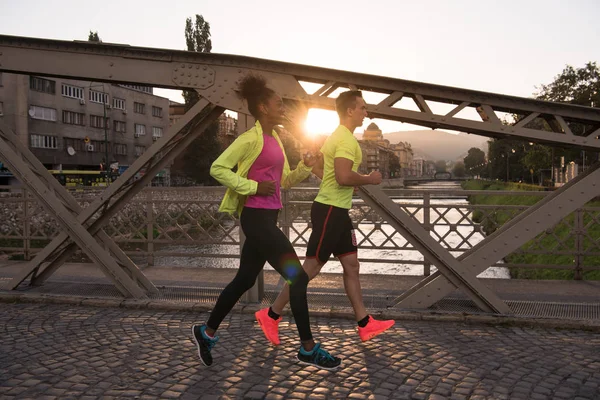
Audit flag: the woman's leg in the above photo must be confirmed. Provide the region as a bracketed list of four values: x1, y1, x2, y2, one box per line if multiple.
[205, 237, 266, 333]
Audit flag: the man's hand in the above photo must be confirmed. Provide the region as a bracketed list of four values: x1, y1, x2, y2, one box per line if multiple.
[367, 171, 383, 185]
[303, 151, 322, 168]
[256, 180, 276, 196]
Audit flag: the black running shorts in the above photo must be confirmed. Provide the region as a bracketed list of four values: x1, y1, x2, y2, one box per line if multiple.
[306, 201, 357, 264]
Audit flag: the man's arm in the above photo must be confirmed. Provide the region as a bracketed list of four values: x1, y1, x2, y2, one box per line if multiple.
[311, 154, 324, 180]
[334, 158, 382, 186]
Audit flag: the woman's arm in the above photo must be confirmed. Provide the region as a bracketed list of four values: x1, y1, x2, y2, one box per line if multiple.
[210, 134, 258, 196]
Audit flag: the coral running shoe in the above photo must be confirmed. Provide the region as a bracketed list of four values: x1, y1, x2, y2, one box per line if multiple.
[255, 308, 281, 345]
[358, 316, 395, 342]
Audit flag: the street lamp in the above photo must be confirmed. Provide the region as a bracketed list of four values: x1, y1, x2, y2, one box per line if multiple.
[101, 85, 109, 185]
[506, 148, 515, 182]
[89, 83, 110, 186]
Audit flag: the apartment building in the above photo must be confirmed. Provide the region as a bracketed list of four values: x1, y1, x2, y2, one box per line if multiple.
[0, 72, 169, 175]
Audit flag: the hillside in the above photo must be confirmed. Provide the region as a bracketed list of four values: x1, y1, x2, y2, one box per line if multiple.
[356, 129, 489, 161]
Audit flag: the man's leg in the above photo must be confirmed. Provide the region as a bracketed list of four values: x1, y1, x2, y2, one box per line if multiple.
[334, 209, 395, 342]
[337, 252, 395, 341]
[338, 253, 368, 321]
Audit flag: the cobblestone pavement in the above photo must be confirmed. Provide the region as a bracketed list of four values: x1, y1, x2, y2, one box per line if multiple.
[0, 303, 599, 400]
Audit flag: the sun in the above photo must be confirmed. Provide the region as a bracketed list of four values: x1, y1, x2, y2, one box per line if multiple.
[303, 108, 339, 137]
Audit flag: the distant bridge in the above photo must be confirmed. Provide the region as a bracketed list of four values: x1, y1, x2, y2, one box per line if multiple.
[404, 173, 470, 183]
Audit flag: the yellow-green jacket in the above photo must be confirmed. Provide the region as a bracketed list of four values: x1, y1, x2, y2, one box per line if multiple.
[210, 121, 313, 216]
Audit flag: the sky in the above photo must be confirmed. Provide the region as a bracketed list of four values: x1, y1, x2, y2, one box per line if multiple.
[1, 0, 599, 135]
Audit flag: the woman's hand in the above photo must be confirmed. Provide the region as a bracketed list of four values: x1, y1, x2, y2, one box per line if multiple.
[256, 180, 276, 196]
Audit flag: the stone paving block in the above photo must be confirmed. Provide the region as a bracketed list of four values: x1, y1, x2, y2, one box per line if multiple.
[161, 390, 183, 399]
[427, 394, 448, 400]
[1, 303, 599, 400]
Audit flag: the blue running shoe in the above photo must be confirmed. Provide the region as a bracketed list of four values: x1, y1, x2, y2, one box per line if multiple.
[191, 324, 218, 366]
[297, 343, 341, 371]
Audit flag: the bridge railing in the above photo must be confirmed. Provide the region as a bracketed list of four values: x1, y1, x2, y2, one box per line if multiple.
[1, 185, 599, 279]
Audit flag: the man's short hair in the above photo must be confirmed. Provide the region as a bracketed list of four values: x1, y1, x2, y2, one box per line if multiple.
[335, 90, 363, 119]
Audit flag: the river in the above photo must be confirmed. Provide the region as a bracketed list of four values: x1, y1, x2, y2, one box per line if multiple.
[146, 181, 510, 279]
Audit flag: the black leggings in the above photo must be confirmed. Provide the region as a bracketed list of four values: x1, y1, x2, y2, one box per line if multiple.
[206, 207, 313, 341]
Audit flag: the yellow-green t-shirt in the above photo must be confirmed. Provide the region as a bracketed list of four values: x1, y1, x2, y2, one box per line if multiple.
[314, 125, 362, 209]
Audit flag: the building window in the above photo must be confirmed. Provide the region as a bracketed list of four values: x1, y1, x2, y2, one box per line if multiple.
[30, 134, 58, 149]
[92, 141, 110, 154]
[152, 106, 163, 118]
[134, 102, 145, 114]
[61, 84, 84, 100]
[152, 126, 163, 139]
[30, 76, 56, 94]
[114, 120, 126, 133]
[62, 110, 85, 126]
[119, 84, 152, 94]
[134, 145, 146, 157]
[64, 137, 85, 152]
[89, 89, 109, 105]
[29, 105, 57, 121]
[114, 143, 127, 155]
[113, 98, 125, 110]
[134, 124, 146, 136]
[90, 114, 109, 129]
[0, 102, 3, 116]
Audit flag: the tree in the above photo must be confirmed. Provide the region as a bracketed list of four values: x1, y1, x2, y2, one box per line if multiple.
[182, 15, 212, 109]
[535, 62, 600, 168]
[535, 62, 599, 107]
[485, 63, 599, 183]
[389, 154, 401, 178]
[434, 160, 447, 173]
[486, 138, 528, 182]
[171, 14, 221, 185]
[452, 162, 466, 177]
[463, 147, 486, 177]
[521, 144, 551, 184]
[88, 31, 101, 42]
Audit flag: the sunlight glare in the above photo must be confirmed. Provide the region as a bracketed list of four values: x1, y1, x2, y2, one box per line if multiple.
[304, 108, 339, 136]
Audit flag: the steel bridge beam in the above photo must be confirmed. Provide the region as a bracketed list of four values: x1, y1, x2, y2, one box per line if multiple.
[358, 186, 511, 313]
[0, 120, 157, 295]
[0, 122, 146, 298]
[1, 97, 224, 295]
[0, 35, 598, 150]
[0, 34, 598, 308]
[390, 162, 600, 309]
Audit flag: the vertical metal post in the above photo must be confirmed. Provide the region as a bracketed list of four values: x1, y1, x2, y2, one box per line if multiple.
[146, 188, 154, 266]
[102, 86, 109, 185]
[422, 192, 431, 276]
[281, 189, 291, 239]
[22, 188, 30, 261]
[551, 148, 554, 185]
[574, 208, 584, 280]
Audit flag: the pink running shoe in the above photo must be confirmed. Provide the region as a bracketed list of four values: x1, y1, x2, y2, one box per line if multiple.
[255, 308, 281, 345]
[358, 316, 395, 342]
